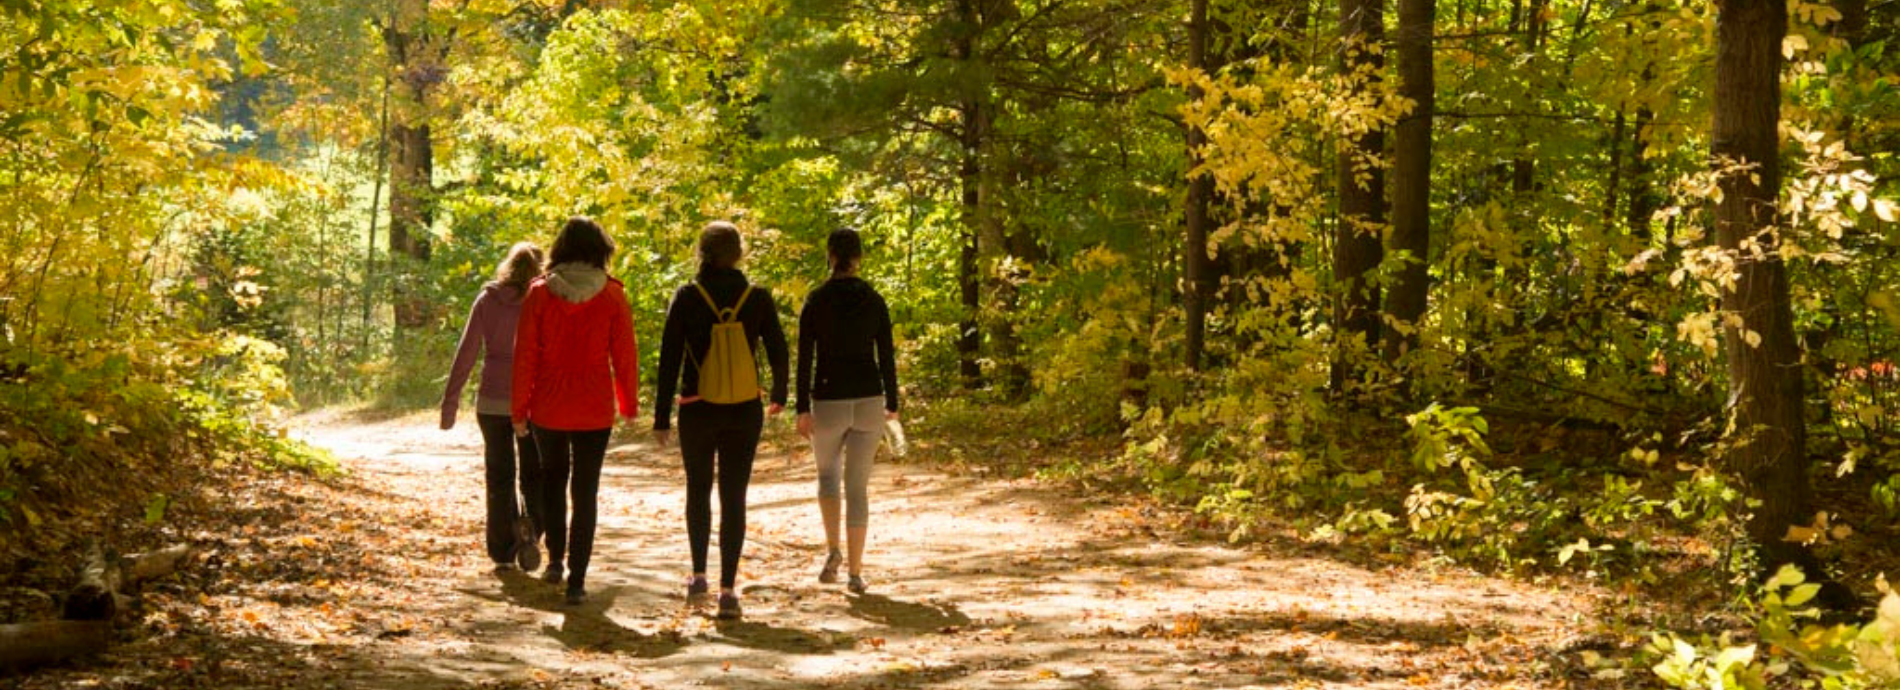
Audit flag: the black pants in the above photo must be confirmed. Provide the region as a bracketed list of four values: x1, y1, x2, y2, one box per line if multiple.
[679, 400, 763, 589]
[534, 425, 611, 590]
[476, 414, 544, 565]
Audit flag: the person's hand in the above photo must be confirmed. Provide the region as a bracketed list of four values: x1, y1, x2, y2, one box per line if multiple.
[653, 428, 672, 448]
[440, 410, 455, 431]
[513, 421, 530, 438]
[796, 413, 813, 440]
[767, 402, 784, 417]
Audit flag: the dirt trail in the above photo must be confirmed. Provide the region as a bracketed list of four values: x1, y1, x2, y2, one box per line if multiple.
[19, 410, 1607, 689]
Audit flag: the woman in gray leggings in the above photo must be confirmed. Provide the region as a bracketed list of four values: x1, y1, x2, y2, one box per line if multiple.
[795, 228, 899, 595]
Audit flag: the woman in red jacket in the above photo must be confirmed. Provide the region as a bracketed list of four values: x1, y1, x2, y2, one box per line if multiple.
[511, 217, 639, 605]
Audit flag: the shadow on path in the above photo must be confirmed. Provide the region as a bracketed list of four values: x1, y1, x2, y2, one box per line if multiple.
[847, 592, 971, 632]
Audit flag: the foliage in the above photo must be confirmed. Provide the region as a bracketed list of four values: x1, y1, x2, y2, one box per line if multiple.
[1646, 566, 1900, 690]
[6, 0, 1900, 632]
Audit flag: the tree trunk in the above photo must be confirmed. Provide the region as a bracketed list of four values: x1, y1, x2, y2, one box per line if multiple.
[1331, 0, 1386, 392]
[1711, 0, 1821, 585]
[62, 543, 123, 622]
[384, 0, 440, 329]
[1383, 0, 1435, 364]
[980, 140, 1028, 399]
[0, 621, 110, 670]
[364, 71, 389, 348]
[1603, 109, 1625, 224]
[1833, 0, 1867, 45]
[1626, 4, 1661, 240]
[955, 0, 985, 391]
[1184, 0, 1213, 373]
[388, 122, 433, 265]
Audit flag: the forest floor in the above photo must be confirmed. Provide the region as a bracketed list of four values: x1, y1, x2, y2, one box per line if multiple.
[13, 409, 1629, 689]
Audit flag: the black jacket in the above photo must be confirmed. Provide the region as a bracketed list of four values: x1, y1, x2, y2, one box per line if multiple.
[653, 267, 789, 430]
[796, 276, 898, 414]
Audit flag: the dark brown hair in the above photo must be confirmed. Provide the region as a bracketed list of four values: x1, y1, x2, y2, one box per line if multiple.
[698, 220, 743, 272]
[827, 227, 863, 275]
[548, 216, 615, 269]
[494, 242, 544, 291]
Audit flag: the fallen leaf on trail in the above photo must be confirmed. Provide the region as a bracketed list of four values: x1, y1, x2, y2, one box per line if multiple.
[721, 661, 731, 672]
[1169, 614, 1202, 638]
[1035, 669, 1059, 679]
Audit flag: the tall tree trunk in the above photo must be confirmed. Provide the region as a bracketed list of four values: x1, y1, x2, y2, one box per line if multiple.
[364, 71, 390, 349]
[1603, 109, 1625, 224]
[979, 140, 1029, 399]
[1184, 0, 1213, 372]
[1625, 107, 1659, 238]
[1626, 4, 1661, 240]
[384, 0, 440, 329]
[954, 0, 985, 391]
[1383, 0, 1434, 364]
[388, 124, 432, 264]
[1331, 0, 1386, 392]
[1711, 0, 1820, 584]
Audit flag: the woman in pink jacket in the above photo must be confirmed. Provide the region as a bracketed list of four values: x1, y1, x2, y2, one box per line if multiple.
[512, 217, 640, 605]
[441, 242, 546, 573]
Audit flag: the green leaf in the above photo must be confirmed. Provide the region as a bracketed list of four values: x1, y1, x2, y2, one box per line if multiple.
[144, 493, 170, 525]
[1713, 643, 1756, 670]
[1767, 564, 1808, 590]
[1784, 583, 1821, 608]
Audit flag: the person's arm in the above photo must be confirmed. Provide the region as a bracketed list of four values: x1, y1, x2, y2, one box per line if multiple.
[441, 291, 488, 429]
[653, 287, 687, 431]
[876, 293, 899, 414]
[609, 287, 640, 422]
[511, 285, 545, 430]
[759, 289, 790, 409]
[795, 292, 817, 415]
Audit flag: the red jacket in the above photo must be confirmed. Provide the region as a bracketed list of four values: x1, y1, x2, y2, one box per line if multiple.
[511, 268, 640, 431]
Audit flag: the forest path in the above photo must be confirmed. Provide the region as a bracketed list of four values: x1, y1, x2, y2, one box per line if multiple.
[25, 409, 1608, 689]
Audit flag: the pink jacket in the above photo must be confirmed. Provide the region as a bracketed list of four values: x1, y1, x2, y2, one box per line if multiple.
[441, 283, 526, 429]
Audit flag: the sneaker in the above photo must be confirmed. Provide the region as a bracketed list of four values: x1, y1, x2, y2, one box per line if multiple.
[686, 575, 710, 603]
[847, 575, 867, 595]
[818, 550, 843, 584]
[716, 592, 742, 620]
[515, 520, 541, 572]
[541, 563, 564, 585]
[564, 586, 586, 606]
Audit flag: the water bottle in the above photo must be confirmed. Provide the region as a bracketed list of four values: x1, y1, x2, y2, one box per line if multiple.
[883, 418, 909, 458]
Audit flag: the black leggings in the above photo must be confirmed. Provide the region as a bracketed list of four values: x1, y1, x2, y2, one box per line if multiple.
[679, 400, 763, 589]
[534, 425, 611, 589]
[476, 414, 543, 564]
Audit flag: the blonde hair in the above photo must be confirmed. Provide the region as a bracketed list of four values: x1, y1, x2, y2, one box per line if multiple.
[495, 242, 545, 291]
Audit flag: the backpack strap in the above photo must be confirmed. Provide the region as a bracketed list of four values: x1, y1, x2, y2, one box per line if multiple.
[692, 282, 753, 323]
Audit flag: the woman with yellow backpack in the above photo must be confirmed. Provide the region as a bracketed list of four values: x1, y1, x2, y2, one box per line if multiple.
[652, 221, 789, 620]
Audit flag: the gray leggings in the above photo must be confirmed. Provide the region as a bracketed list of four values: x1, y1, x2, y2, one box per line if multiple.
[813, 396, 883, 528]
